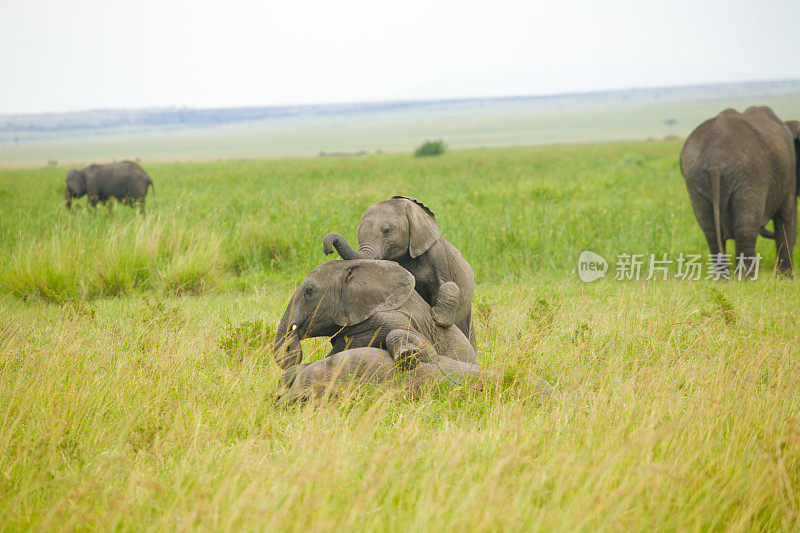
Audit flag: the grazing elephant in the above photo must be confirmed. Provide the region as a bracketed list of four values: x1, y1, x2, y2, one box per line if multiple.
[65, 161, 153, 208]
[272, 260, 492, 398]
[680, 107, 800, 276]
[322, 196, 476, 348]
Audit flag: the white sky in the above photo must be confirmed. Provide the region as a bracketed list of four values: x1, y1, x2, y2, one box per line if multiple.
[1, 0, 798, 114]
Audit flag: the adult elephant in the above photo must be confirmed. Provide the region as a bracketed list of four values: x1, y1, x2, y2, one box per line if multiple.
[65, 161, 153, 208]
[322, 196, 475, 348]
[680, 107, 800, 276]
[272, 260, 493, 399]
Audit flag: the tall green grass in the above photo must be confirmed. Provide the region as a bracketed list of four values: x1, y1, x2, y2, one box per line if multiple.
[0, 211, 223, 301]
[1, 140, 792, 300]
[1, 141, 799, 530]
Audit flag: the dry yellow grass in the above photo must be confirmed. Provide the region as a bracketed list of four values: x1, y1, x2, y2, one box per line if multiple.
[1, 142, 799, 530]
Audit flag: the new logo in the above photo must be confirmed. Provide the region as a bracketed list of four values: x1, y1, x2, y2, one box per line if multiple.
[578, 250, 608, 282]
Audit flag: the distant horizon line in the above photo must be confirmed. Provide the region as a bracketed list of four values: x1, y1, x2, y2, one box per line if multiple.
[3, 78, 799, 119]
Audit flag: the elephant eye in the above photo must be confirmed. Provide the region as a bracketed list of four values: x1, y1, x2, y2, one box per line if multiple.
[381, 225, 391, 236]
[304, 286, 314, 298]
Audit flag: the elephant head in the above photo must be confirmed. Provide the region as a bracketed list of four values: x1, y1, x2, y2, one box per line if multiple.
[786, 120, 800, 195]
[323, 196, 439, 261]
[272, 260, 415, 369]
[64, 169, 86, 208]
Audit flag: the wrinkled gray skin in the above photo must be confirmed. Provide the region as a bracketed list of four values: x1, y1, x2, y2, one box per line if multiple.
[322, 196, 475, 349]
[680, 107, 800, 276]
[275, 347, 397, 404]
[275, 347, 505, 405]
[273, 260, 492, 400]
[65, 161, 153, 209]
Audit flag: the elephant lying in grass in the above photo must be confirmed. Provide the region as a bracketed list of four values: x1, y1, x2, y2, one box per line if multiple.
[272, 260, 496, 402]
[323, 196, 476, 349]
[273, 347, 496, 404]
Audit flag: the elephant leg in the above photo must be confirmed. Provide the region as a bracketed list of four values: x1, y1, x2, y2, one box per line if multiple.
[384, 329, 437, 369]
[404, 356, 495, 397]
[702, 226, 730, 274]
[733, 226, 759, 279]
[431, 281, 459, 328]
[88, 196, 99, 207]
[731, 192, 767, 278]
[327, 338, 346, 357]
[689, 193, 725, 256]
[774, 204, 796, 276]
[690, 192, 728, 272]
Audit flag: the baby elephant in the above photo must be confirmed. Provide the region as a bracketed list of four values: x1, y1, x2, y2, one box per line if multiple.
[274, 348, 496, 405]
[272, 260, 493, 400]
[65, 161, 153, 208]
[323, 196, 475, 349]
[274, 347, 398, 405]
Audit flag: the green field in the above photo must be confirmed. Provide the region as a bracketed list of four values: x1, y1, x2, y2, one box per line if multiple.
[1, 141, 799, 530]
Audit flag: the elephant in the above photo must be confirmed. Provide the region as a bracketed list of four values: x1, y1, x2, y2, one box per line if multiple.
[274, 347, 397, 404]
[322, 196, 476, 349]
[273, 346, 498, 404]
[272, 259, 493, 399]
[681, 106, 800, 276]
[65, 161, 153, 209]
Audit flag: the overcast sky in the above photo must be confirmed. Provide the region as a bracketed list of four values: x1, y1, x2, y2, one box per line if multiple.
[1, 0, 798, 114]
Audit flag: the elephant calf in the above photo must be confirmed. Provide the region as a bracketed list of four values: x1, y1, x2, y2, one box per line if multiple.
[681, 106, 800, 275]
[65, 161, 153, 208]
[323, 196, 476, 348]
[273, 347, 497, 405]
[272, 260, 496, 402]
[274, 347, 398, 404]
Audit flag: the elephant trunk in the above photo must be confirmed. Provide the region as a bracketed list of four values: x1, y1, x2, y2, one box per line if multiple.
[273, 299, 304, 369]
[65, 190, 73, 209]
[322, 232, 376, 260]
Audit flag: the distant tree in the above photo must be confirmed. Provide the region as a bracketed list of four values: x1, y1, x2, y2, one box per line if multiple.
[414, 139, 447, 157]
[663, 118, 678, 138]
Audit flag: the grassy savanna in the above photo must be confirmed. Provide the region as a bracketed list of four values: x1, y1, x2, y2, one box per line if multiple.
[3, 94, 800, 167]
[1, 141, 799, 530]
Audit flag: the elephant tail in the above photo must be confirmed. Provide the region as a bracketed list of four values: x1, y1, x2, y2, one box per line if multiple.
[709, 167, 724, 254]
[759, 227, 775, 239]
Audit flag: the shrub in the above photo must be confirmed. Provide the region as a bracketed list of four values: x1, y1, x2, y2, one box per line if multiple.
[414, 139, 447, 157]
[217, 319, 274, 361]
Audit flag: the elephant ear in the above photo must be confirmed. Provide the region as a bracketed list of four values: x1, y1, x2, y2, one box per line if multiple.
[392, 196, 436, 218]
[392, 196, 439, 258]
[334, 260, 415, 326]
